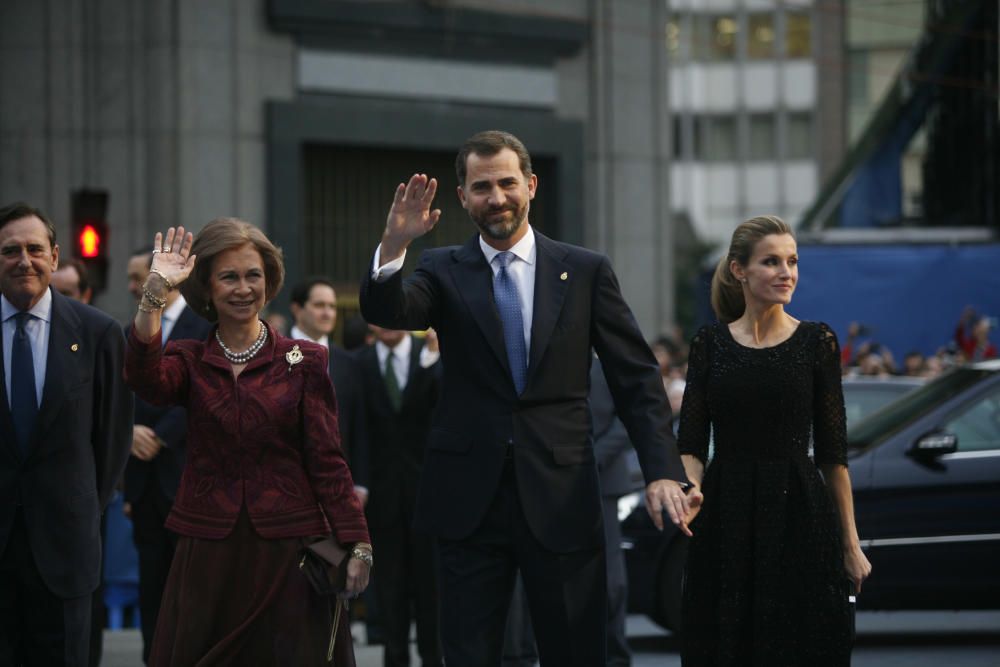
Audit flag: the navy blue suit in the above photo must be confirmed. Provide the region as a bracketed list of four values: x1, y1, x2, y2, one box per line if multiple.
[361, 231, 684, 665]
[0, 289, 133, 665]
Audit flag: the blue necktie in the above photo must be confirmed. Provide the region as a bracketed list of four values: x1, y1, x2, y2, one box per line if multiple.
[493, 252, 527, 395]
[11, 312, 39, 454]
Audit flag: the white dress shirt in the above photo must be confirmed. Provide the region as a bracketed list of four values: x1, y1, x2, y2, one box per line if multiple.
[372, 226, 537, 354]
[290, 325, 329, 349]
[160, 295, 188, 342]
[2, 289, 52, 407]
[376, 333, 413, 391]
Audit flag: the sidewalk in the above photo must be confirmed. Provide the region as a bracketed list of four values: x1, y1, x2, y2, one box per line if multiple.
[100, 624, 410, 666]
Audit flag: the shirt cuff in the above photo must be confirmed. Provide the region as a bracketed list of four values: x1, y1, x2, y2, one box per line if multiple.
[419, 347, 440, 369]
[371, 244, 406, 282]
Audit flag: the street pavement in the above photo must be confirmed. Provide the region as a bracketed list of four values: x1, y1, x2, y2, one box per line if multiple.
[100, 611, 1000, 666]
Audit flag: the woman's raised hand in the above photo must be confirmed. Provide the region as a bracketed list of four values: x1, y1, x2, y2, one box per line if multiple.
[150, 227, 196, 287]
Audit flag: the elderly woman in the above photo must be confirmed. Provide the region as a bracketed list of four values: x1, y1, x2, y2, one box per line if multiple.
[125, 220, 371, 666]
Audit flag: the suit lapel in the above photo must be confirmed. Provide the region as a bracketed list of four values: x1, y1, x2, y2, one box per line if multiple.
[363, 346, 394, 413]
[526, 232, 570, 385]
[35, 291, 81, 442]
[448, 235, 511, 378]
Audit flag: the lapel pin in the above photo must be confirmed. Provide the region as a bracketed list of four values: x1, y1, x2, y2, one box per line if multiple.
[71, 343, 79, 352]
[560, 272, 568, 281]
[286, 344, 304, 372]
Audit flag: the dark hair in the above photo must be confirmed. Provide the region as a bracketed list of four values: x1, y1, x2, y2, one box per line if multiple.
[0, 201, 57, 247]
[455, 130, 533, 187]
[342, 315, 372, 352]
[56, 258, 91, 294]
[289, 277, 336, 307]
[710, 215, 794, 323]
[180, 217, 285, 322]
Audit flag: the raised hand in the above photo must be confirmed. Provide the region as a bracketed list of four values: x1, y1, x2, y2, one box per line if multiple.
[150, 226, 196, 288]
[380, 173, 442, 263]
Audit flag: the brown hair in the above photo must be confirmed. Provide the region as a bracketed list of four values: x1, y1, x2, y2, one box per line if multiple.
[710, 215, 793, 323]
[0, 201, 57, 247]
[455, 130, 533, 187]
[180, 217, 285, 322]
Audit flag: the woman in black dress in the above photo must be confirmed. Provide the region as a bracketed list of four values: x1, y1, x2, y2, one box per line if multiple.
[677, 215, 871, 665]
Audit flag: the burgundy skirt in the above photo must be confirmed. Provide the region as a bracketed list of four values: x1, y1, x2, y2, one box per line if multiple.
[149, 507, 353, 666]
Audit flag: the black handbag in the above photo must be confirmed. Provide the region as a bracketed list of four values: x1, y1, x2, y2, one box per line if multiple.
[299, 537, 355, 665]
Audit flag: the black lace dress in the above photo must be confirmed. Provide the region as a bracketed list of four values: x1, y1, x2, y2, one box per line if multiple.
[677, 321, 853, 666]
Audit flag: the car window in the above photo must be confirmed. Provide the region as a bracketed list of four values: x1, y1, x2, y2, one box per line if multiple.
[847, 368, 993, 449]
[844, 386, 917, 426]
[942, 386, 1000, 452]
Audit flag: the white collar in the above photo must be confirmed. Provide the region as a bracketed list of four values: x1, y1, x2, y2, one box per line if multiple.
[479, 224, 536, 268]
[290, 325, 329, 349]
[1, 287, 53, 324]
[376, 332, 412, 362]
[162, 294, 187, 322]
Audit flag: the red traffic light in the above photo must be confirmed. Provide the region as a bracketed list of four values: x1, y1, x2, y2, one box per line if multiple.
[78, 223, 101, 258]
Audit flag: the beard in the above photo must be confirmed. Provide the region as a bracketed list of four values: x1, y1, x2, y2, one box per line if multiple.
[471, 200, 529, 241]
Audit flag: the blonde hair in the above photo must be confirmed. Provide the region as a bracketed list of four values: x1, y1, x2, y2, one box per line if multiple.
[710, 215, 793, 323]
[181, 217, 285, 322]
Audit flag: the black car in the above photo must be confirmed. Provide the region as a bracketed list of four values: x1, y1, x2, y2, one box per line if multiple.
[621, 368, 1000, 630]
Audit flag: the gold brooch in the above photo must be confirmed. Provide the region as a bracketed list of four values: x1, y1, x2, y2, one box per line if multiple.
[286, 344, 304, 372]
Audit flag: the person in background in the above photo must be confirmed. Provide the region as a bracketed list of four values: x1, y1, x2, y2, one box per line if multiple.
[123, 247, 211, 663]
[0, 202, 133, 666]
[357, 324, 443, 667]
[343, 314, 375, 352]
[51, 258, 93, 304]
[289, 278, 370, 507]
[124, 220, 370, 665]
[955, 306, 997, 361]
[678, 215, 869, 665]
[902, 351, 926, 377]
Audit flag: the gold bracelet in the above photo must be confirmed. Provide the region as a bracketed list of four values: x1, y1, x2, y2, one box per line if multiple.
[141, 285, 167, 309]
[137, 300, 159, 314]
[351, 546, 373, 568]
[147, 268, 174, 291]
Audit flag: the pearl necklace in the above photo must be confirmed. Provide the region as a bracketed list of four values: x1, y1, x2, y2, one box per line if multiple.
[216, 320, 267, 364]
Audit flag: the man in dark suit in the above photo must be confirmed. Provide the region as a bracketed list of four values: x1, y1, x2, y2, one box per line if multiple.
[289, 277, 370, 503]
[0, 202, 132, 666]
[361, 131, 694, 665]
[591, 357, 644, 666]
[358, 325, 443, 667]
[123, 248, 211, 663]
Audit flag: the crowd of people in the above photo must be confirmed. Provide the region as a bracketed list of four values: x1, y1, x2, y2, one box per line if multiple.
[840, 308, 997, 380]
[8, 129, 971, 666]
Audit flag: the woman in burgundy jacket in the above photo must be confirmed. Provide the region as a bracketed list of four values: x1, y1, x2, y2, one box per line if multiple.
[125, 219, 371, 666]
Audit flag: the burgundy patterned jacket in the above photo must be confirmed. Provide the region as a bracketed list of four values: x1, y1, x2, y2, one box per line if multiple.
[124, 324, 369, 544]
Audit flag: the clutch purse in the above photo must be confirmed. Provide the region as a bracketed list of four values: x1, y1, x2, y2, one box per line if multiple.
[299, 536, 349, 596]
[299, 537, 354, 664]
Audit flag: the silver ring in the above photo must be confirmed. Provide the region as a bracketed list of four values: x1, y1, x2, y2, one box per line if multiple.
[151, 248, 161, 254]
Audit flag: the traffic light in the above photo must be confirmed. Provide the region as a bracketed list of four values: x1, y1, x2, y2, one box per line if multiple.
[70, 189, 110, 294]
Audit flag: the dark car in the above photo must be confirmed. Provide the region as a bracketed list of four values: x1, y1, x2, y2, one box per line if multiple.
[620, 371, 967, 630]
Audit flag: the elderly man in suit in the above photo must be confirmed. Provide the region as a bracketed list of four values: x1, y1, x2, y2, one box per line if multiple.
[361, 131, 696, 665]
[123, 248, 211, 663]
[0, 202, 132, 666]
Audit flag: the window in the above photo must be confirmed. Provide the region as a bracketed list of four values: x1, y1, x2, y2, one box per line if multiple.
[693, 14, 738, 61]
[748, 14, 776, 59]
[785, 11, 812, 58]
[700, 116, 737, 161]
[786, 112, 813, 159]
[942, 387, 1000, 452]
[666, 17, 681, 56]
[748, 114, 776, 160]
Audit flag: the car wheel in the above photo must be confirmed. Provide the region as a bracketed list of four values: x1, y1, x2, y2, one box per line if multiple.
[656, 535, 689, 632]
